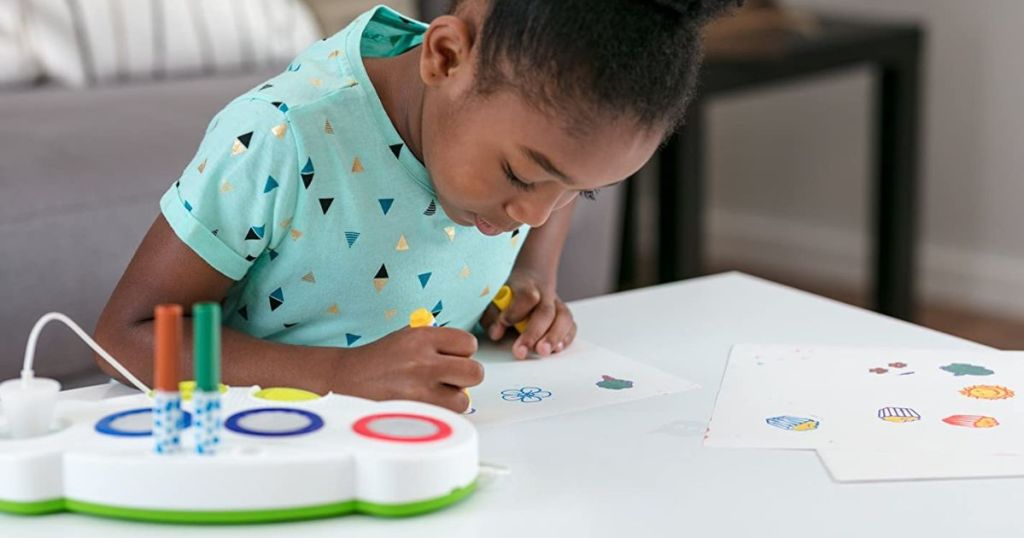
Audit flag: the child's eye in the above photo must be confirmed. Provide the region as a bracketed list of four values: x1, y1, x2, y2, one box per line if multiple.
[502, 162, 533, 191]
[579, 190, 598, 201]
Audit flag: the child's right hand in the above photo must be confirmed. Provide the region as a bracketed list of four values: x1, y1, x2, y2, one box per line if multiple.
[327, 326, 482, 413]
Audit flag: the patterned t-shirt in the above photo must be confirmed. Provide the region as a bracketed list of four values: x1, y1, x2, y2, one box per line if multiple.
[160, 5, 528, 348]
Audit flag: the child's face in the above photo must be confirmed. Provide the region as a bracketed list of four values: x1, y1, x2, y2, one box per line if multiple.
[418, 14, 664, 235]
[422, 86, 664, 234]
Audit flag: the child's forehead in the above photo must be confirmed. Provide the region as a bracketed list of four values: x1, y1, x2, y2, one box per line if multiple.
[461, 92, 661, 186]
[478, 88, 659, 143]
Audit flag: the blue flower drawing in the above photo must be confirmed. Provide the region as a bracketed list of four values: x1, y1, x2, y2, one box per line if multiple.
[501, 386, 552, 403]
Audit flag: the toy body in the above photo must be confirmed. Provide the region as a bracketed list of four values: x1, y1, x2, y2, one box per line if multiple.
[0, 386, 478, 523]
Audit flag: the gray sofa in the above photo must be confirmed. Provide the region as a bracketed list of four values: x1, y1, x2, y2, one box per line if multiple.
[0, 69, 623, 388]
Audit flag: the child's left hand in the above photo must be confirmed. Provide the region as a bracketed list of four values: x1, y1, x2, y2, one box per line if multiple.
[481, 269, 577, 360]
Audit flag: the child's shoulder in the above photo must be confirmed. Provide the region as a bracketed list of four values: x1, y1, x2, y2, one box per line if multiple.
[235, 35, 363, 120]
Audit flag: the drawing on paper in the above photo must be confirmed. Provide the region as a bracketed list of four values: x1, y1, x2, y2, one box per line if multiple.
[765, 416, 819, 432]
[501, 387, 552, 403]
[942, 415, 999, 428]
[870, 362, 915, 376]
[940, 363, 994, 377]
[960, 385, 1015, 400]
[596, 375, 634, 390]
[877, 407, 921, 423]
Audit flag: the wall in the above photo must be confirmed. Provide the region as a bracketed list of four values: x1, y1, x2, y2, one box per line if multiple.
[304, 0, 418, 34]
[707, 0, 1024, 318]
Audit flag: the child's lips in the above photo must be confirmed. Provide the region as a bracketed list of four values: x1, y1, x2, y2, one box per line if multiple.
[474, 215, 504, 236]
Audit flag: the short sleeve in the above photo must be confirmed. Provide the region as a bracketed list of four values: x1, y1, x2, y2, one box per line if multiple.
[160, 98, 300, 280]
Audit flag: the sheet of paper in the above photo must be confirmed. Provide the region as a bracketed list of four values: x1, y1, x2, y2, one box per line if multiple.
[705, 345, 1024, 453]
[818, 449, 1024, 482]
[466, 338, 698, 427]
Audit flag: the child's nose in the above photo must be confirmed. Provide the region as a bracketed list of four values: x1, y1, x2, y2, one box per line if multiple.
[510, 188, 568, 228]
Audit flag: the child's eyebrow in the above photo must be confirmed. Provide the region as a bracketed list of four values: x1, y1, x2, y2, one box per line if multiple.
[521, 146, 576, 186]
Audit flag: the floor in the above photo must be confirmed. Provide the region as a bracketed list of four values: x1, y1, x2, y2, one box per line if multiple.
[710, 263, 1024, 350]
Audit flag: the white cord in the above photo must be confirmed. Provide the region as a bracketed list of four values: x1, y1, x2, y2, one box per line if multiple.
[477, 462, 511, 489]
[22, 312, 151, 394]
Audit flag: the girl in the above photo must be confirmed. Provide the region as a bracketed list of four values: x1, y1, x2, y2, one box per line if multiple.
[95, 0, 735, 412]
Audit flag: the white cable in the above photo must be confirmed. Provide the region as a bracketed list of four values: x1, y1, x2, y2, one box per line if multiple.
[22, 312, 151, 394]
[477, 462, 511, 489]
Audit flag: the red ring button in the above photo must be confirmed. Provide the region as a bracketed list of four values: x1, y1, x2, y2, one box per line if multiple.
[352, 413, 452, 443]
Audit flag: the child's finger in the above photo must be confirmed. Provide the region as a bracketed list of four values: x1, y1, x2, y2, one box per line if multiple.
[558, 323, 577, 353]
[501, 286, 541, 330]
[430, 327, 478, 357]
[539, 303, 574, 354]
[479, 303, 506, 341]
[514, 300, 556, 359]
[435, 355, 485, 388]
[428, 385, 471, 414]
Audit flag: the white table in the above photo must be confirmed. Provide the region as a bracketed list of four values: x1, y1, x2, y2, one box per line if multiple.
[5, 272, 1018, 537]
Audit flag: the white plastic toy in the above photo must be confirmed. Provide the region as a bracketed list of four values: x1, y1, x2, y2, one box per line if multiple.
[0, 310, 479, 523]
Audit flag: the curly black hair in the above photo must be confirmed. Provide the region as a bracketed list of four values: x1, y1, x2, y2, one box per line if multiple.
[450, 0, 740, 134]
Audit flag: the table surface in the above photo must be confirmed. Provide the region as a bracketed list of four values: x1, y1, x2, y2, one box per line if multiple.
[6, 272, 1018, 537]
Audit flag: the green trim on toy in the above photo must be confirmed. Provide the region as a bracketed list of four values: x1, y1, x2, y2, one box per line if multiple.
[64, 498, 358, 524]
[357, 480, 477, 518]
[8, 481, 477, 524]
[0, 498, 65, 515]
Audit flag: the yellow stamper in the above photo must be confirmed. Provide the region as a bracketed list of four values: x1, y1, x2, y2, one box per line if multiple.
[408, 307, 436, 328]
[491, 285, 529, 333]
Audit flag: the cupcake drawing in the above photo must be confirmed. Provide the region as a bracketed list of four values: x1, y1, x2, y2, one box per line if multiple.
[877, 407, 921, 423]
[766, 416, 819, 432]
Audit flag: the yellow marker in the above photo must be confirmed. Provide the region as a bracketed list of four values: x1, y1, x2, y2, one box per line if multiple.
[491, 285, 529, 333]
[408, 308, 473, 413]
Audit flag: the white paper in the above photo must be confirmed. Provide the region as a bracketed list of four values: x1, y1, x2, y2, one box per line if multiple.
[818, 449, 1024, 482]
[466, 338, 698, 427]
[705, 345, 1024, 453]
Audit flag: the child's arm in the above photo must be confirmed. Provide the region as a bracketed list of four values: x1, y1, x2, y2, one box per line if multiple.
[482, 199, 578, 359]
[94, 215, 480, 412]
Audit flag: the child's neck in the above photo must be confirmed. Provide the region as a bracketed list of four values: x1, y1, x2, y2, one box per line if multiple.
[364, 48, 426, 165]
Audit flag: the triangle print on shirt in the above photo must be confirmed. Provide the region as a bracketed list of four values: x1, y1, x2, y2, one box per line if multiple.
[161, 5, 529, 351]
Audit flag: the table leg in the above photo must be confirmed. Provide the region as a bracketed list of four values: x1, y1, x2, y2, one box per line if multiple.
[659, 98, 706, 283]
[617, 175, 638, 290]
[872, 36, 922, 320]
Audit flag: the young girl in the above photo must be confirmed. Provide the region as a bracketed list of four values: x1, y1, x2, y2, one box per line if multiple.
[94, 0, 734, 412]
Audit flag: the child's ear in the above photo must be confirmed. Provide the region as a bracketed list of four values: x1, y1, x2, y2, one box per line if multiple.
[419, 15, 476, 92]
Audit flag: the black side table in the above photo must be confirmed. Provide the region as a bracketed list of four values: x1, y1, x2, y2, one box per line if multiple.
[657, 16, 923, 320]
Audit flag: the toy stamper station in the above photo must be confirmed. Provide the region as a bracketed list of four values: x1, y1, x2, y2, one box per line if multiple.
[0, 307, 479, 523]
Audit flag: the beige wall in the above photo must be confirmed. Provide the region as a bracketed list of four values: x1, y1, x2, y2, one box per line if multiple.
[707, 0, 1024, 318]
[304, 0, 418, 34]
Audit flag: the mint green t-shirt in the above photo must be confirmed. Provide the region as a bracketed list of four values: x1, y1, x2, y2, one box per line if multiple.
[160, 6, 528, 348]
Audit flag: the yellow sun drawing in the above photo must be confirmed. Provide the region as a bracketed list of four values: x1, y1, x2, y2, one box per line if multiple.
[960, 385, 1015, 400]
